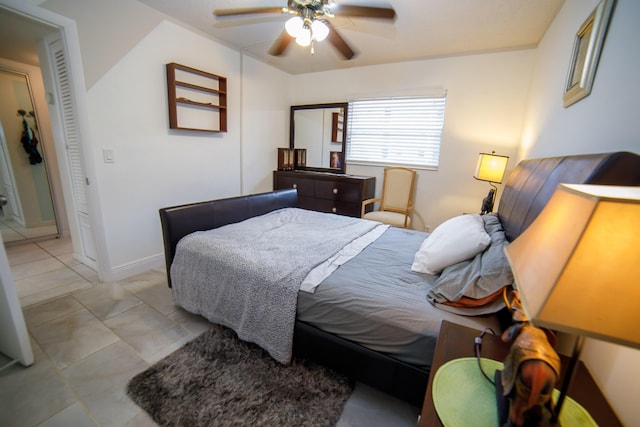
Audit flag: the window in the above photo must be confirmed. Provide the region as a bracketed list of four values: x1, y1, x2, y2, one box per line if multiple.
[346, 96, 446, 169]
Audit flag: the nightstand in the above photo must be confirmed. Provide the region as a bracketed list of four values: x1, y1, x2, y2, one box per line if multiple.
[418, 321, 622, 427]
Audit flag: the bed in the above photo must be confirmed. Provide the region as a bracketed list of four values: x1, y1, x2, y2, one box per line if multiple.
[159, 151, 640, 407]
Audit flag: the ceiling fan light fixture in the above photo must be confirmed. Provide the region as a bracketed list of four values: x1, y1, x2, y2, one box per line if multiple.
[312, 19, 329, 42]
[214, 1, 395, 60]
[296, 27, 312, 46]
[285, 16, 304, 37]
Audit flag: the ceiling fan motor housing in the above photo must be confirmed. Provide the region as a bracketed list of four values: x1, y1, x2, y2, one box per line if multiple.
[287, 0, 331, 17]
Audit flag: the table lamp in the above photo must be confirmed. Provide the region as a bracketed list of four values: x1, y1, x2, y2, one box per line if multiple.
[473, 151, 509, 214]
[504, 183, 640, 422]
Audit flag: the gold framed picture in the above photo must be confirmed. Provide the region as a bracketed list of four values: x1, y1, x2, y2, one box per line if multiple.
[563, 0, 616, 107]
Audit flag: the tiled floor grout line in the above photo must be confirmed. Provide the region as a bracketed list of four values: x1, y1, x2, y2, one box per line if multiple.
[21, 280, 156, 426]
[36, 334, 102, 427]
[19, 275, 95, 310]
[3, 240, 206, 425]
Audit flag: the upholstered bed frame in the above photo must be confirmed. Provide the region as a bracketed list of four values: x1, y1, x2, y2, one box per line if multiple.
[159, 151, 639, 407]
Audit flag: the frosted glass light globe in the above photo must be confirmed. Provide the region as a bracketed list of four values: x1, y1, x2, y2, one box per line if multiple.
[285, 16, 303, 37]
[312, 20, 329, 42]
[296, 28, 311, 46]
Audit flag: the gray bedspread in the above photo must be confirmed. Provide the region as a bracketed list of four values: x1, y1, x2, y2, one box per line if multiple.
[170, 208, 381, 364]
[297, 227, 503, 366]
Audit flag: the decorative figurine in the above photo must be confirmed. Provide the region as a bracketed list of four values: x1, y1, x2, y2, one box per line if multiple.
[500, 291, 561, 426]
[480, 188, 496, 214]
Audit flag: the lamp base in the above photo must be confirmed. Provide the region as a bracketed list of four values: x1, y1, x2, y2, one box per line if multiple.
[480, 187, 496, 214]
[495, 370, 509, 425]
[494, 370, 559, 427]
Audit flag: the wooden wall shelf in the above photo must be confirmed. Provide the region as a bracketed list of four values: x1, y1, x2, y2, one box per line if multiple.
[166, 63, 227, 133]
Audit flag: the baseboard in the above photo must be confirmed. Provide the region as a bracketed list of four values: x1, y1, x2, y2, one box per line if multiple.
[101, 252, 165, 282]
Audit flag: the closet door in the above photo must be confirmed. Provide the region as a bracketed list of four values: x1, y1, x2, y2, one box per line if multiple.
[39, 33, 97, 265]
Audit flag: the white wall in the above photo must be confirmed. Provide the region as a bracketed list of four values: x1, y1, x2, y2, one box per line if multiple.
[240, 55, 291, 194]
[290, 50, 535, 230]
[42, 0, 167, 89]
[86, 20, 242, 276]
[521, 0, 640, 425]
[37, 0, 291, 280]
[521, 0, 640, 159]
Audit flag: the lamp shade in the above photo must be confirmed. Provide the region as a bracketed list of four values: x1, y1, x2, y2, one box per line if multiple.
[504, 183, 640, 349]
[474, 152, 509, 183]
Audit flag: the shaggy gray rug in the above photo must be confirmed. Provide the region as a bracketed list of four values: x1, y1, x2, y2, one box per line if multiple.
[126, 324, 354, 426]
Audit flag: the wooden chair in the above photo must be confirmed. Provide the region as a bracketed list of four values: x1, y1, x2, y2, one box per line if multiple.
[361, 167, 417, 228]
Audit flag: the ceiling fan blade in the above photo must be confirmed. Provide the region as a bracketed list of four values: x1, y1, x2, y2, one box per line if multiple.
[330, 5, 396, 20]
[269, 30, 294, 56]
[213, 7, 284, 17]
[325, 21, 355, 60]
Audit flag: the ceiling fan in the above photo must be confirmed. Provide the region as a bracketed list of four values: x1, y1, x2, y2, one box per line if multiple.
[213, 0, 396, 60]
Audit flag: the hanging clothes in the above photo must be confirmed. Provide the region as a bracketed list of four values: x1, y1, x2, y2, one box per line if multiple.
[18, 110, 42, 165]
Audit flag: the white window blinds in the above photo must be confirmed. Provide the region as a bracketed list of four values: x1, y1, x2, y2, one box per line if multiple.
[346, 96, 446, 169]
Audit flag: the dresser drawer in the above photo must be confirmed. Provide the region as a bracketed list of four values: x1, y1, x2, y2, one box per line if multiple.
[298, 197, 361, 217]
[273, 170, 375, 218]
[314, 180, 361, 203]
[274, 175, 314, 197]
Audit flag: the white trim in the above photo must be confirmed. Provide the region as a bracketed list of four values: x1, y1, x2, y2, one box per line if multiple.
[105, 253, 165, 282]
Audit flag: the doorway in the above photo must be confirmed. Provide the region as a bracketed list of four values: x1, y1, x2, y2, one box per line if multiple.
[0, 4, 100, 273]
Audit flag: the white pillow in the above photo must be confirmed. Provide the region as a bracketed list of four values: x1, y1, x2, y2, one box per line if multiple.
[411, 214, 491, 275]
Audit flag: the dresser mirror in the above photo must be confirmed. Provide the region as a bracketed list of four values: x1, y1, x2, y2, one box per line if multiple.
[290, 102, 347, 173]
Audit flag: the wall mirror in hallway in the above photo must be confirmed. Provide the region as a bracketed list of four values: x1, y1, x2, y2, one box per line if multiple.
[0, 68, 59, 244]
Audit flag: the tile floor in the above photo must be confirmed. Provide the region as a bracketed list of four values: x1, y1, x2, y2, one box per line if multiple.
[0, 237, 420, 427]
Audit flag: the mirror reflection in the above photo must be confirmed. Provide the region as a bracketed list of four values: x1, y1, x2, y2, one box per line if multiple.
[0, 69, 58, 244]
[290, 102, 347, 173]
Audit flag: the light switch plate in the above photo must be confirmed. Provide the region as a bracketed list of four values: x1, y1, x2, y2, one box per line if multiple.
[103, 148, 115, 163]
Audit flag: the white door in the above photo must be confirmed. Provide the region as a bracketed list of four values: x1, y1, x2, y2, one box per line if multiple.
[0, 233, 34, 367]
[39, 33, 97, 266]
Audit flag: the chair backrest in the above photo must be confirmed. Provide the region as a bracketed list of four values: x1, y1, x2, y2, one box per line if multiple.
[380, 167, 417, 212]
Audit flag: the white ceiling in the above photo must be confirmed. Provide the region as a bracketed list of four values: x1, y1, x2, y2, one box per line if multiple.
[0, 1, 565, 75]
[137, 0, 565, 74]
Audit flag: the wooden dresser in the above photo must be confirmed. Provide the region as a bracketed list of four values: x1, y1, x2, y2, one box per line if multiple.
[273, 170, 375, 218]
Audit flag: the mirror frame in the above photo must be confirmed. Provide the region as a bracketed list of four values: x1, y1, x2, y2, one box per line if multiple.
[289, 102, 348, 174]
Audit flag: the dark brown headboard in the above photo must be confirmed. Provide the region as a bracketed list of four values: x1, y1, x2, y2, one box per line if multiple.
[497, 151, 640, 242]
